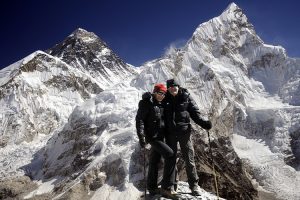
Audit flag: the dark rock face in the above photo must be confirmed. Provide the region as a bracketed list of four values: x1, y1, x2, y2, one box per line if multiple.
[248, 53, 286, 95]
[100, 156, 126, 187]
[0, 176, 38, 199]
[44, 75, 103, 99]
[244, 111, 276, 145]
[43, 123, 107, 179]
[289, 123, 300, 169]
[195, 134, 257, 200]
[174, 125, 257, 200]
[248, 51, 300, 106]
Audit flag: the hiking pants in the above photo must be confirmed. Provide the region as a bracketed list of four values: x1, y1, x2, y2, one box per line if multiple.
[147, 139, 176, 190]
[166, 132, 199, 187]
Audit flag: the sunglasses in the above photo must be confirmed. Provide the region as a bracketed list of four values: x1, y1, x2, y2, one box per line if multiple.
[156, 92, 166, 96]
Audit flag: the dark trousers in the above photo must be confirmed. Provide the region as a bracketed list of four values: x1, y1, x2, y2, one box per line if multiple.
[147, 139, 176, 190]
[166, 132, 199, 188]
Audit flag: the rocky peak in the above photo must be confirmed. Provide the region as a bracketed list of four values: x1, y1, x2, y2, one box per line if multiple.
[47, 28, 136, 89]
[223, 2, 242, 16]
[225, 2, 239, 10]
[186, 2, 259, 65]
[193, 2, 251, 35]
[68, 28, 108, 49]
[70, 28, 98, 39]
[47, 28, 108, 58]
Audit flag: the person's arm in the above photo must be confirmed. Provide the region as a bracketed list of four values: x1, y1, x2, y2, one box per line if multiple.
[187, 95, 212, 130]
[135, 100, 149, 147]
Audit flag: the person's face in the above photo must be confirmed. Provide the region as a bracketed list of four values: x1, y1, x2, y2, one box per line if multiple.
[154, 91, 165, 102]
[168, 85, 179, 96]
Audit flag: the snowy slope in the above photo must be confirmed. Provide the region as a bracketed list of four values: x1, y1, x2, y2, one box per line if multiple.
[0, 50, 103, 178]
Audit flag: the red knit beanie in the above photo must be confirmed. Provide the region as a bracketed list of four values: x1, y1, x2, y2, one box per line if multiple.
[153, 83, 167, 93]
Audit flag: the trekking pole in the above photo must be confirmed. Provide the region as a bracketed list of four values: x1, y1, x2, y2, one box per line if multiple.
[143, 147, 147, 199]
[207, 130, 219, 200]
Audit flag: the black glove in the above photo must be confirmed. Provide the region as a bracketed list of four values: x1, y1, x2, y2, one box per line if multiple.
[139, 138, 146, 148]
[202, 120, 212, 130]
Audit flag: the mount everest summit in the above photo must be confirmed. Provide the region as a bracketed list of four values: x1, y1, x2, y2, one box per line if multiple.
[0, 2, 300, 200]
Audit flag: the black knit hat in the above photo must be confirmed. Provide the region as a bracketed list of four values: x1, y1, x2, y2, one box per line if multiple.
[166, 79, 179, 88]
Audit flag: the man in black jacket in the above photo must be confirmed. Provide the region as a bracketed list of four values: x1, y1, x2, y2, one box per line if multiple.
[164, 79, 212, 196]
[136, 84, 176, 198]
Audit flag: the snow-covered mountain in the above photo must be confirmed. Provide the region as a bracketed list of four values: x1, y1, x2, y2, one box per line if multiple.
[0, 29, 137, 180]
[132, 3, 300, 199]
[1, 2, 300, 200]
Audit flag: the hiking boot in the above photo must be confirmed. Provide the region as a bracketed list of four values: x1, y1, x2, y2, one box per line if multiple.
[191, 184, 202, 196]
[148, 188, 160, 196]
[161, 188, 177, 199]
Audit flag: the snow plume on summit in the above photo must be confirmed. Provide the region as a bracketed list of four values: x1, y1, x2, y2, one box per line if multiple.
[164, 39, 188, 57]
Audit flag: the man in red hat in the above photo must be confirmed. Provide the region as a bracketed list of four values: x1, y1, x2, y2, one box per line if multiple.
[136, 83, 176, 198]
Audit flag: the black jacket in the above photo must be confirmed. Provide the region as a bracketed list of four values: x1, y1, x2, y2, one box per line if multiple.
[164, 87, 211, 134]
[136, 93, 166, 143]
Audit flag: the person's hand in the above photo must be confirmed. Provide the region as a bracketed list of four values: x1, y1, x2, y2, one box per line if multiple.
[139, 138, 146, 148]
[202, 120, 212, 130]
